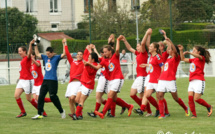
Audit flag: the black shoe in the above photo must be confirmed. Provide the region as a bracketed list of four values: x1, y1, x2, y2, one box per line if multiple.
[154, 110, 160, 117]
[120, 107, 126, 115]
[133, 108, 143, 116]
[16, 112, 27, 118]
[87, 111, 97, 118]
[108, 114, 115, 118]
[77, 115, 83, 120]
[68, 113, 78, 120]
[165, 113, 170, 117]
[107, 109, 111, 117]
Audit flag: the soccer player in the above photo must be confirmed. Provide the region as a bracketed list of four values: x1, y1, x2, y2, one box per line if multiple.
[75, 50, 99, 120]
[64, 40, 85, 120]
[135, 42, 164, 117]
[31, 38, 66, 119]
[121, 30, 153, 117]
[178, 45, 213, 118]
[89, 35, 134, 119]
[15, 40, 39, 118]
[157, 30, 190, 119]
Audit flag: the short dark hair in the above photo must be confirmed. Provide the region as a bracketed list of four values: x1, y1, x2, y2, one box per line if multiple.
[77, 50, 84, 54]
[91, 52, 99, 63]
[46, 47, 54, 53]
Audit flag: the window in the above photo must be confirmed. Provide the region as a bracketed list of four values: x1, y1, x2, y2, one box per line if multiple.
[26, 0, 35, 13]
[131, 0, 140, 11]
[50, 0, 61, 13]
[84, 0, 93, 13]
[0, 0, 12, 8]
[51, 22, 60, 31]
[108, 0, 117, 12]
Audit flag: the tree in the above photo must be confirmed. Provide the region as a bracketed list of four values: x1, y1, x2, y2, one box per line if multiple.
[177, 0, 214, 22]
[139, 0, 179, 29]
[81, 0, 137, 40]
[0, 7, 38, 53]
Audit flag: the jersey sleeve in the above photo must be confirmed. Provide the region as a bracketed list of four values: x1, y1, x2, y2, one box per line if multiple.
[41, 54, 46, 60]
[135, 51, 138, 56]
[156, 54, 164, 67]
[83, 48, 90, 61]
[189, 58, 195, 63]
[36, 60, 41, 66]
[65, 46, 73, 64]
[162, 51, 169, 63]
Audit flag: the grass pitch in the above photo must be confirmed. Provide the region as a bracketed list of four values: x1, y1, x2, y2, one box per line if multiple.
[0, 78, 214, 134]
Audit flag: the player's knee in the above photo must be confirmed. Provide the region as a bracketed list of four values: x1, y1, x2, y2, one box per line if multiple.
[14, 95, 19, 100]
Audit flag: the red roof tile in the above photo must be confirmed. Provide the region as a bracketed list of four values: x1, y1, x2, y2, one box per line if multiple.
[38, 32, 73, 41]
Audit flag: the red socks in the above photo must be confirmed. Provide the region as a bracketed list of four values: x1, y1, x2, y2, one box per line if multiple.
[111, 102, 116, 117]
[116, 97, 130, 109]
[16, 98, 25, 113]
[159, 100, 165, 117]
[130, 95, 141, 106]
[76, 105, 83, 117]
[102, 100, 107, 105]
[30, 99, 38, 109]
[147, 96, 159, 110]
[163, 99, 169, 114]
[146, 102, 152, 114]
[195, 98, 210, 108]
[140, 104, 146, 111]
[94, 102, 101, 112]
[44, 98, 52, 103]
[177, 98, 187, 111]
[102, 98, 113, 115]
[188, 96, 196, 116]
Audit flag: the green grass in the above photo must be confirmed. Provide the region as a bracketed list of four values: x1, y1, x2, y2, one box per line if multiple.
[0, 78, 214, 134]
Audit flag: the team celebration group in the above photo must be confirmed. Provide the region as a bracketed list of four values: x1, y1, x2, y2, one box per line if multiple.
[14, 29, 213, 120]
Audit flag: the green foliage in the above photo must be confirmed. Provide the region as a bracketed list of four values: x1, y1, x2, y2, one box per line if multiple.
[177, 23, 213, 30]
[77, 22, 88, 29]
[0, 7, 38, 53]
[63, 29, 89, 40]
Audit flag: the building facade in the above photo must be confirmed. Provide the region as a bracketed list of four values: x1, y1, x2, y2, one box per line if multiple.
[0, 0, 147, 31]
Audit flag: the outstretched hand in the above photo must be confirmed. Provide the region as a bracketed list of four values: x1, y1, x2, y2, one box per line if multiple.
[117, 35, 125, 41]
[177, 44, 183, 51]
[183, 51, 190, 55]
[146, 28, 152, 35]
[62, 38, 67, 45]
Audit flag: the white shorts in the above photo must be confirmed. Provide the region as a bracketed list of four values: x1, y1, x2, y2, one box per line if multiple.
[157, 80, 177, 93]
[16, 79, 34, 94]
[32, 85, 41, 95]
[65, 81, 82, 97]
[96, 76, 109, 93]
[144, 75, 150, 87]
[78, 85, 93, 96]
[188, 80, 205, 95]
[108, 79, 124, 93]
[131, 76, 146, 93]
[146, 82, 158, 91]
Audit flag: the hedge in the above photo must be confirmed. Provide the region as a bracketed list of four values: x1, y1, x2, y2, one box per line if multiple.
[51, 29, 211, 54]
[177, 23, 212, 30]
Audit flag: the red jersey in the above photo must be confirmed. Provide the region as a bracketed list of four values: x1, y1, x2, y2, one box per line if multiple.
[83, 48, 90, 61]
[159, 55, 180, 81]
[135, 50, 148, 77]
[148, 54, 163, 83]
[80, 62, 98, 89]
[65, 46, 84, 82]
[162, 51, 169, 63]
[99, 57, 109, 80]
[100, 53, 124, 81]
[189, 56, 205, 81]
[19, 56, 33, 80]
[31, 60, 44, 86]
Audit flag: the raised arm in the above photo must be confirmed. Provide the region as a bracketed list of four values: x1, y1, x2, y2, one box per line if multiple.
[116, 35, 124, 56]
[84, 61, 102, 70]
[64, 43, 73, 65]
[27, 40, 34, 59]
[61, 38, 66, 58]
[91, 44, 102, 58]
[34, 44, 41, 59]
[178, 45, 189, 63]
[122, 36, 135, 54]
[141, 28, 152, 53]
[31, 58, 41, 67]
[165, 38, 177, 57]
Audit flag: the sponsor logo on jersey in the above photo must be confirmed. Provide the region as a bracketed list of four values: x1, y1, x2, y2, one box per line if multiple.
[31, 71, 38, 78]
[108, 63, 115, 72]
[190, 63, 196, 72]
[45, 62, 52, 71]
[101, 66, 105, 71]
[149, 64, 153, 73]
[164, 63, 168, 71]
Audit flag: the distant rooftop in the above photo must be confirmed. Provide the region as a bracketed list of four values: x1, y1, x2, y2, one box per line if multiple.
[38, 32, 73, 41]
